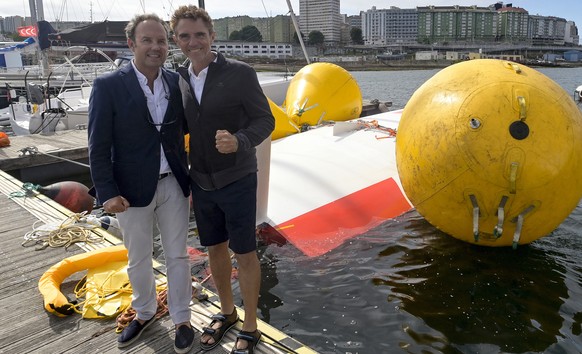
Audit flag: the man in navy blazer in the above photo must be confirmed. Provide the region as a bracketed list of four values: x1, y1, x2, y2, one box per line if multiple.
[88, 13, 195, 353]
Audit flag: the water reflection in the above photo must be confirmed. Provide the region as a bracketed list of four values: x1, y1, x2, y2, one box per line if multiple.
[376, 215, 567, 353]
[261, 205, 582, 353]
[258, 248, 284, 323]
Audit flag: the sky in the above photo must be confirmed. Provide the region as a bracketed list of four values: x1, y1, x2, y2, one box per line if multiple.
[1, 1, 581, 30]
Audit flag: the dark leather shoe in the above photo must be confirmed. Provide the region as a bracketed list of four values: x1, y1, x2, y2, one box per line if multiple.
[174, 324, 195, 353]
[117, 317, 155, 348]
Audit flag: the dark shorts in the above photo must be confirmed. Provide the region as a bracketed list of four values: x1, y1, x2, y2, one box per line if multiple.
[191, 173, 257, 254]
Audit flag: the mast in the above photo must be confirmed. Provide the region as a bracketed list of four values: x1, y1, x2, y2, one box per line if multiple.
[29, 0, 50, 76]
[285, 0, 310, 64]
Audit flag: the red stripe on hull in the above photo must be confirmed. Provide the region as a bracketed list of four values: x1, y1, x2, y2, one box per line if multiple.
[275, 178, 412, 257]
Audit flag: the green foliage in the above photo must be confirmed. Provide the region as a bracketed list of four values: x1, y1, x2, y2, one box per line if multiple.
[229, 26, 262, 42]
[240, 25, 262, 42]
[229, 30, 241, 41]
[11, 33, 25, 41]
[292, 31, 305, 44]
[308, 30, 324, 45]
[350, 27, 364, 44]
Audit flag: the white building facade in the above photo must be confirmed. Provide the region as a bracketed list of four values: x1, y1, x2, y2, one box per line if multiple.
[361, 6, 418, 45]
[299, 0, 341, 43]
[212, 42, 293, 59]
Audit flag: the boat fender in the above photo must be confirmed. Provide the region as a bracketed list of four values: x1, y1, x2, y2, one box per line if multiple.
[97, 215, 123, 238]
[0, 132, 10, 147]
[38, 245, 128, 317]
[38, 181, 94, 213]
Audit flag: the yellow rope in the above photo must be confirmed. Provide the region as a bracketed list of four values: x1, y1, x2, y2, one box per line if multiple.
[22, 212, 104, 250]
[71, 276, 136, 316]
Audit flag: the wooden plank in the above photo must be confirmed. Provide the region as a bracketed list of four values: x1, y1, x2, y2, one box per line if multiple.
[0, 129, 88, 171]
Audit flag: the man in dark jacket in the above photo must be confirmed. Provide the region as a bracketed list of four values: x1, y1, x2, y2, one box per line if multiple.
[88, 13, 194, 353]
[171, 5, 274, 354]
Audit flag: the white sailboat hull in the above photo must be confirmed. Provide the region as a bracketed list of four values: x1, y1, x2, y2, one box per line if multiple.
[258, 110, 413, 257]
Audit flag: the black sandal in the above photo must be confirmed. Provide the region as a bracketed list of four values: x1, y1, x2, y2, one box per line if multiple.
[230, 329, 261, 354]
[200, 310, 239, 350]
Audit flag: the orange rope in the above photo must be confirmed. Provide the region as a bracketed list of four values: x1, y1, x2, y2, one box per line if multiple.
[356, 119, 397, 138]
[115, 278, 200, 333]
[115, 254, 237, 332]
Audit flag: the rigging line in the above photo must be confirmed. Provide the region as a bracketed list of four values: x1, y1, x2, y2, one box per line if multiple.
[94, 0, 113, 21]
[260, 0, 270, 18]
[45, 0, 58, 22]
[20, 146, 90, 168]
[164, 0, 176, 19]
[57, 0, 67, 22]
[20, 0, 30, 18]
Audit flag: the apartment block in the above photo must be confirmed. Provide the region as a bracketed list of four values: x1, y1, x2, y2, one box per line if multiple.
[417, 5, 497, 44]
[1, 16, 27, 34]
[529, 15, 567, 45]
[497, 6, 529, 42]
[361, 6, 417, 45]
[299, 0, 341, 43]
[565, 21, 580, 46]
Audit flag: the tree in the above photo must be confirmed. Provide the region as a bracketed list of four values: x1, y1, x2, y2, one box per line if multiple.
[229, 30, 241, 41]
[292, 31, 305, 44]
[11, 33, 25, 41]
[350, 27, 364, 45]
[308, 30, 324, 45]
[240, 25, 262, 42]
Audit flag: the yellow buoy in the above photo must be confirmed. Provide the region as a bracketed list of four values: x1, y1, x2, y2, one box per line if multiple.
[396, 59, 582, 247]
[285, 62, 363, 127]
[269, 97, 298, 140]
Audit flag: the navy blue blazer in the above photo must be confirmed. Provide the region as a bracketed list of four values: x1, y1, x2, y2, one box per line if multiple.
[88, 64, 190, 207]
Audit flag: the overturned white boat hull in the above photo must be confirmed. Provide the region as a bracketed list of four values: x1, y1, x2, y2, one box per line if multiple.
[257, 110, 412, 257]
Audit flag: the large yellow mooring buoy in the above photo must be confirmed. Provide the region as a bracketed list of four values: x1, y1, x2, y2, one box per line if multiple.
[396, 59, 582, 247]
[269, 97, 298, 140]
[285, 62, 363, 127]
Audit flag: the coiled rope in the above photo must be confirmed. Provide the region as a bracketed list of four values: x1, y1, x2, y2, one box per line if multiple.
[115, 278, 208, 333]
[22, 212, 104, 250]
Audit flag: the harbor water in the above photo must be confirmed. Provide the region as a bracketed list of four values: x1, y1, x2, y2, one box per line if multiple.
[247, 66, 582, 353]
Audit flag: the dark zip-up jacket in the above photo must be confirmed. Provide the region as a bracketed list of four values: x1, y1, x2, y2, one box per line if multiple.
[177, 52, 274, 190]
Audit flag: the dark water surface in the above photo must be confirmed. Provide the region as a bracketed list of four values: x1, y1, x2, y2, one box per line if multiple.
[257, 205, 582, 353]
[242, 66, 582, 353]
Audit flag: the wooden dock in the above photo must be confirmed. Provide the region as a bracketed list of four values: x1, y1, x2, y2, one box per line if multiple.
[0, 169, 316, 354]
[0, 129, 90, 185]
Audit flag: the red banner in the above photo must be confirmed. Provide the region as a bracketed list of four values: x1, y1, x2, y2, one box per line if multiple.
[17, 26, 37, 37]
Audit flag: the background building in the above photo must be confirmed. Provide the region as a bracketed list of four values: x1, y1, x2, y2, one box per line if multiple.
[213, 15, 294, 43]
[299, 0, 341, 44]
[1, 16, 28, 34]
[529, 15, 567, 45]
[564, 21, 580, 46]
[211, 42, 293, 59]
[417, 5, 498, 44]
[497, 5, 529, 42]
[362, 6, 417, 45]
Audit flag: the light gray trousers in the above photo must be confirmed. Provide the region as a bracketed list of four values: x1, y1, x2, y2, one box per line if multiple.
[116, 175, 192, 324]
